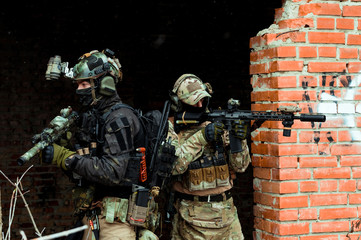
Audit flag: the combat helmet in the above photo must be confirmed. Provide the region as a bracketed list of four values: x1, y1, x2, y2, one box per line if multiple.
[72, 49, 122, 97]
[170, 73, 212, 112]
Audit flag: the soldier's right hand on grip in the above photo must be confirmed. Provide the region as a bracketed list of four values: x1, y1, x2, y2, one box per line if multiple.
[202, 122, 224, 142]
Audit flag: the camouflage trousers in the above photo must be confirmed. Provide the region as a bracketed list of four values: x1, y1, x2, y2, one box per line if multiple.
[81, 214, 159, 240]
[82, 214, 136, 240]
[171, 197, 244, 240]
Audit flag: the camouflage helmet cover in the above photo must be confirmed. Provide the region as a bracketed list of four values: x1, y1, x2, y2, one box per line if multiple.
[72, 50, 122, 82]
[173, 74, 211, 105]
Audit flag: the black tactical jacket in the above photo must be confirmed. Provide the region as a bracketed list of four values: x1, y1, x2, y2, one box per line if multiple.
[65, 94, 144, 191]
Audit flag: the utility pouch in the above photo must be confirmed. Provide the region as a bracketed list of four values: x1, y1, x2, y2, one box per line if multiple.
[201, 157, 217, 189]
[188, 160, 204, 191]
[213, 154, 230, 187]
[103, 197, 129, 223]
[127, 187, 149, 227]
[124, 154, 141, 185]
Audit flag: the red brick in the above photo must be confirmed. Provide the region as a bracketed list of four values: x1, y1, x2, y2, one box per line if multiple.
[348, 34, 361, 45]
[317, 18, 335, 29]
[271, 76, 298, 88]
[320, 180, 338, 192]
[331, 144, 361, 155]
[269, 61, 304, 72]
[250, 63, 268, 74]
[253, 130, 297, 143]
[252, 156, 298, 168]
[252, 143, 318, 156]
[254, 167, 271, 180]
[299, 156, 337, 168]
[340, 156, 361, 166]
[343, 5, 361, 17]
[276, 46, 297, 58]
[278, 195, 309, 209]
[348, 62, 361, 73]
[300, 181, 318, 192]
[359, 19, 361, 30]
[251, 76, 298, 89]
[261, 181, 299, 194]
[278, 18, 314, 29]
[299, 46, 317, 58]
[275, 8, 284, 23]
[337, 18, 354, 30]
[308, 32, 345, 44]
[272, 168, 312, 180]
[254, 192, 274, 207]
[339, 180, 356, 192]
[255, 231, 299, 240]
[350, 193, 361, 204]
[318, 46, 337, 58]
[265, 32, 306, 46]
[299, 131, 336, 144]
[301, 235, 339, 240]
[340, 48, 358, 59]
[314, 167, 351, 179]
[278, 222, 310, 235]
[254, 205, 298, 221]
[352, 167, 361, 178]
[310, 193, 347, 206]
[299, 3, 342, 16]
[300, 75, 318, 87]
[308, 62, 347, 73]
[312, 221, 349, 233]
[299, 208, 318, 220]
[319, 207, 357, 220]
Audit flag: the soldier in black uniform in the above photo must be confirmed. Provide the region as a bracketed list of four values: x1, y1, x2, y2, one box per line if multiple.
[42, 50, 158, 240]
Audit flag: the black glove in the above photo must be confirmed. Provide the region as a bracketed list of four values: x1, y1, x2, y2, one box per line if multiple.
[41, 144, 75, 170]
[231, 120, 248, 140]
[42, 145, 54, 163]
[202, 122, 224, 142]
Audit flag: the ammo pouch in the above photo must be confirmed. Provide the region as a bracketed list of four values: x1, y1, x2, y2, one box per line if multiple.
[127, 186, 160, 232]
[103, 197, 129, 223]
[187, 154, 230, 191]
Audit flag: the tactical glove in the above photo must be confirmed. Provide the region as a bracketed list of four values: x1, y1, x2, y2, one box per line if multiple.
[231, 120, 248, 140]
[202, 122, 224, 142]
[42, 143, 75, 170]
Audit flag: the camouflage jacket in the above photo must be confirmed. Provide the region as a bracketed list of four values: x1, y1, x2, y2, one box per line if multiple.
[167, 119, 251, 176]
[65, 95, 144, 187]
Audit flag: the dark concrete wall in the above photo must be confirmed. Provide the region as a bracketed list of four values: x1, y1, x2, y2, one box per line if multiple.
[0, 1, 281, 238]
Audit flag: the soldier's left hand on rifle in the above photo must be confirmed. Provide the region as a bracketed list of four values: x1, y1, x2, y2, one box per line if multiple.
[41, 143, 75, 170]
[231, 120, 249, 140]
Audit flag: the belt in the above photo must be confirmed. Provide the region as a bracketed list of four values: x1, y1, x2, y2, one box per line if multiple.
[175, 190, 232, 202]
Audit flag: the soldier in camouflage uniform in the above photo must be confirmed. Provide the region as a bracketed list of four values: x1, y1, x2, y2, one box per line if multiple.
[167, 74, 251, 240]
[41, 50, 158, 240]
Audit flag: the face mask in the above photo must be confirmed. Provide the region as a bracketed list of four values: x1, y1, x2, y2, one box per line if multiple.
[76, 88, 93, 106]
[183, 97, 209, 113]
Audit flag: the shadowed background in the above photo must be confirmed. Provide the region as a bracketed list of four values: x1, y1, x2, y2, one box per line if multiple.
[0, 1, 281, 238]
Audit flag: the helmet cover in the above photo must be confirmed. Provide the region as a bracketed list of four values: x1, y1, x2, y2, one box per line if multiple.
[72, 50, 121, 82]
[173, 74, 211, 105]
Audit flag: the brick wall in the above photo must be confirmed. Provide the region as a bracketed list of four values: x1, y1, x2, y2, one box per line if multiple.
[250, 0, 361, 239]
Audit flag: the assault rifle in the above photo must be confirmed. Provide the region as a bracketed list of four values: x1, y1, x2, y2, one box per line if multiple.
[17, 106, 79, 166]
[174, 98, 326, 152]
